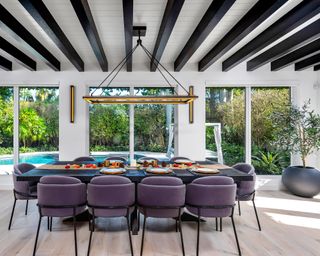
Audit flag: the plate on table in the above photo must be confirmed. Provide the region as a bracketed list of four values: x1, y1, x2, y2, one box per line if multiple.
[192, 167, 219, 174]
[174, 159, 195, 164]
[100, 168, 126, 175]
[146, 167, 173, 174]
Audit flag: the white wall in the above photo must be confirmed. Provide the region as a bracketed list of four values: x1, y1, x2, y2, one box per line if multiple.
[0, 63, 319, 167]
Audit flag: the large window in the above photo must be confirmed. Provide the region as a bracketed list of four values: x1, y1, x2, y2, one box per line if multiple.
[134, 88, 174, 154]
[19, 87, 59, 164]
[206, 86, 291, 174]
[0, 87, 13, 174]
[89, 87, 130, 157]
[206, 87, 245, 166]
[89, 87, 174, 160]
[251, 87, 291, 174]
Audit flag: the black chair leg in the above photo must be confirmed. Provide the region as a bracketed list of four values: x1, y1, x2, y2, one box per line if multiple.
[231, 215, 242, 256]
[252, 198, 261, 231]
[178, 210, 185, 256]
[196, 212, 200, 256]
[73, 209, 78, 256]
[220, 218, 222, 232]
[47, 217, 50, 230]
[238, 200, 241, 216]
[87, 211, 95, 256]
[8, 198, 17, 230]
[175, 219, 178, 232]
[126, 215, 134, 256]
[50, 217, 53, 232]
[215, 217, 218, 231]
[140, 216, 147, 256]
[33, 215, 42, 256]
[25, 200, 29, 215]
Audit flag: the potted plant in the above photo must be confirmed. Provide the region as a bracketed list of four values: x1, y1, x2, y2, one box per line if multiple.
[272, 100, 320, 197]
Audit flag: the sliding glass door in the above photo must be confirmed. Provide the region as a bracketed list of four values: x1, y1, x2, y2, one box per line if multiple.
[89, 87, 130, 161]
[206, 87, 245, 165]
[251, 87, 291, 174]
[19, 87, 59, 164]
[134, 88, 174, 158]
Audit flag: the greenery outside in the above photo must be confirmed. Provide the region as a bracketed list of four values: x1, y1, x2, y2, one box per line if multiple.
[19, 88, 59, 156]
[206, 87, 291, 174]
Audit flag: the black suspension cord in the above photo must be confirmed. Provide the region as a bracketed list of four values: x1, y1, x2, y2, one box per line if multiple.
[140, 44, 178, 95]
[90, 31, 190, 96]
[141, 44, 190, 95]
[90, 43, 139, 96]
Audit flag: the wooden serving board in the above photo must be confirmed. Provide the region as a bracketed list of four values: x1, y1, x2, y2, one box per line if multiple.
[37, 164, 100, 170]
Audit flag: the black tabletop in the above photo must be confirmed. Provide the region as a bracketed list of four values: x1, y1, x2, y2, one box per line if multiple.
[17, 161, 253, 183]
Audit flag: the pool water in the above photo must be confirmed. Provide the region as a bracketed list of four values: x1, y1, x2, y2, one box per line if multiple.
[0, 153, 169, 165]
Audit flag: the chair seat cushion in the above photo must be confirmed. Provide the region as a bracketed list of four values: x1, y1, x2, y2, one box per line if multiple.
[41, 206, 86, 217]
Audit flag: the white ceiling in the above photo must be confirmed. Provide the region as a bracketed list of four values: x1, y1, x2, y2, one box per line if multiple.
[0, 0, 318, 72]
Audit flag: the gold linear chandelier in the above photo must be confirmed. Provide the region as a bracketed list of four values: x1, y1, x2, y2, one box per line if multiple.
[83, 26, 198, 105]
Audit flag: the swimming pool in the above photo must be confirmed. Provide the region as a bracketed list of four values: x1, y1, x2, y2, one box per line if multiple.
[0, 152, 169, 165]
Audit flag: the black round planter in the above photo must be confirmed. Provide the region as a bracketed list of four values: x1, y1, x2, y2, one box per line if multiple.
[282, 166, 320, 198]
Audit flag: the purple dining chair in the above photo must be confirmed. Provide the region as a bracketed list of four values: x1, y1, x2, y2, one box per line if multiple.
[170, 156, 192, 163]
[87, 176, 135, 256]
[33, 176, 86, 256]
[73, 156, 95, 161]
[186, 176, 241, 256]
[9, 163, 37, 230]
[233, 163, 261, 231]
[138, 176, 186, 256]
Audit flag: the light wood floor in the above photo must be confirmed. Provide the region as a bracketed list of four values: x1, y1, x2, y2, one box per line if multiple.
[0, 190, 319, 256]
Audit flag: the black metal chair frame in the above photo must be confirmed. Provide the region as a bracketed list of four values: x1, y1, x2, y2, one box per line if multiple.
[8, 189, 37, 230]
[86, 204, 134, 256]
[33, 202, 86, 256]
[237, 190, 261, 231]
[186, 203, 241, 256]
[138, 204, 185, 256]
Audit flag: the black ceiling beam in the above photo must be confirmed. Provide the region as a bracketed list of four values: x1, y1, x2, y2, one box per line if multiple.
[248, 19, 320, 71]
[70, 0, 108, 72]
[150, 0, 185, 72]
[174, 0, 235, 71]
[295, 53, 320, 71]
[199, 0, 288, 72]
[0, 4, 60, 71]
[271, 38, 320, 71]
[122, 0, 133, 72]
[314, 64, 320, 71]
[0, 55, 12, 71]
[0, 36, 36, 71]
[18, 0, 84, 71]
[222, 0, 320, 71]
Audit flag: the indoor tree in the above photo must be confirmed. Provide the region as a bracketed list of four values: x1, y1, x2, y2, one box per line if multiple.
[272, 100, 320, 167]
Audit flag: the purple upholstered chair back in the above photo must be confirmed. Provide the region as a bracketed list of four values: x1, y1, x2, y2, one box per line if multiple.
[138, 157, 159, 162]
[73, 156, 95, 161]
[170, 156, 192, 163]
[232, 163, 256, 200]
[37, 176, 86, 217]
[87, 176, 135, 217]
[105, 156, 126, 162]
[186, 176, 236, 218]
[138, 177, 186, 218]
[13, 163, 36, 199]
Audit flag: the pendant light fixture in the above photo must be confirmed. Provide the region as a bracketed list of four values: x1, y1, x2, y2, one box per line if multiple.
[83, 26, 198, 105]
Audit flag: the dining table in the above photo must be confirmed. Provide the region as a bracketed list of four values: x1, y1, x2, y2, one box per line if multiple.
[17, 160, 254, 235]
